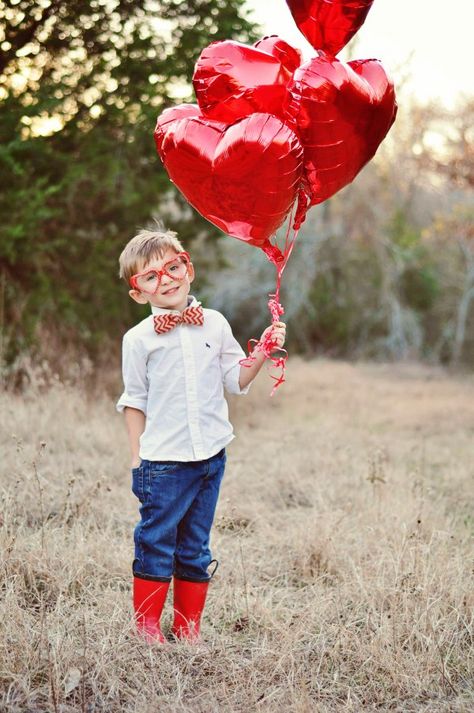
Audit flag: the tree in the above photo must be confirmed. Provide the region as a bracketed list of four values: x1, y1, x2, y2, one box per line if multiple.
[0, 0, 258, 364]
[421, 207, 474, 366]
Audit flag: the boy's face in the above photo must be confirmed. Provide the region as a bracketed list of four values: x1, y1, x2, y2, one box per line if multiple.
[129, 249, 195, 311]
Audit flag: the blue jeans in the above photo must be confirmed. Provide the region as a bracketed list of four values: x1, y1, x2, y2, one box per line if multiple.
[131, 448, 226, 582]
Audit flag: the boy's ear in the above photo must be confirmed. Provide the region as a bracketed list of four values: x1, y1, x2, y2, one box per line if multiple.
[188, 262, 195, 284]
[128, 289, 149, 305]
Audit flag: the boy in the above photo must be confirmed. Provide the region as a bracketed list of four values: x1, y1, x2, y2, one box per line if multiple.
[116, 227, 285, 643]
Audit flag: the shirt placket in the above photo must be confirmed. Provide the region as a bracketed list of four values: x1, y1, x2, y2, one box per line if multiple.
[179, 326, 205, 459]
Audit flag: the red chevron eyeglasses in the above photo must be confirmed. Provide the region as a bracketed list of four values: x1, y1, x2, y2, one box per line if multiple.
[130, 252, 191, 294]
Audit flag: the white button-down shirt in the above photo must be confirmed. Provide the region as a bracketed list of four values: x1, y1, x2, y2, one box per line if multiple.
[116, 296, 251, 461]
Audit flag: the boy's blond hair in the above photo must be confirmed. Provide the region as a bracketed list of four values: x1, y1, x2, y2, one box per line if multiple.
[119, 224, 185, 284]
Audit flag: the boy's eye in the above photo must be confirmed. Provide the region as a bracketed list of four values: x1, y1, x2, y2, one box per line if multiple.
[146, 273, 157, 281]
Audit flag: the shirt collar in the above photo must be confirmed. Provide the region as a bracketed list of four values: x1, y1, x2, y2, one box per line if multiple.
[150, 295, 200, 316]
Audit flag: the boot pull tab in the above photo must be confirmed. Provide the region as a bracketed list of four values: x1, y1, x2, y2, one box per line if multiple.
[208, 559, 219, 579]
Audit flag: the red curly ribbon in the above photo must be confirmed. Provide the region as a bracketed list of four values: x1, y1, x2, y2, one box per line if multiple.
[239, 193, 309, 396]
[239, 298, 289, 397]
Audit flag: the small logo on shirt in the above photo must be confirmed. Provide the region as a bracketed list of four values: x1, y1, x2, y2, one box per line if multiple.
[205, 342, 211, 348]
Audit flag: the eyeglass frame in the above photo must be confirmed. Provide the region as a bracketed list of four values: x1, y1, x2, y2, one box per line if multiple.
[129, 251, 191, 294]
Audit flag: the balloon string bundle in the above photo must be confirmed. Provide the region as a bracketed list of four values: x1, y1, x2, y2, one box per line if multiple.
[239, 194, 306, 396]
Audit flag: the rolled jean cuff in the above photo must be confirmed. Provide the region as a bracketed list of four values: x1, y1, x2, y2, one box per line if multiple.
[173, 573, 212, 583]
[132, 569, 172, 583]
[173, 559, 219, 583]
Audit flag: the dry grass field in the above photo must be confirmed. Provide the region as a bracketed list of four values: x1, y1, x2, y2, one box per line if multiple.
[0, 357, 473, 712]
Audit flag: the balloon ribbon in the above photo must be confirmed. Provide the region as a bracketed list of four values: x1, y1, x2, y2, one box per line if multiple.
[239, 190, 308, 396]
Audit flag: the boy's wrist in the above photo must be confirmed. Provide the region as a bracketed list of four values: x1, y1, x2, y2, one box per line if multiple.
[250, 348, 267, 363]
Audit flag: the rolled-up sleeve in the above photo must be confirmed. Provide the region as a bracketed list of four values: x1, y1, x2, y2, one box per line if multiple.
[220, 317, 252, 396]
[116, 334, 148, 413]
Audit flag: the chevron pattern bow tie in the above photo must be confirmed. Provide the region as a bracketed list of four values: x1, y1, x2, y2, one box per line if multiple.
[153, 304, 204, 334]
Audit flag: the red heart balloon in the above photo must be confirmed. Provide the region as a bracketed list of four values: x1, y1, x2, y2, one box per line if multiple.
[193, 38, 302, 124]
[154, 105, 304, 247]
[288, 53, 397, 204]
[286, 0, 375, 56]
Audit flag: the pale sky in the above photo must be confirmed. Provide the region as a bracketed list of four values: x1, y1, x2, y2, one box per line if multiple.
[246, 0, 474, 107]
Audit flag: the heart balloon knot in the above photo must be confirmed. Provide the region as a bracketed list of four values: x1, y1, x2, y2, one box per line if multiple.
[262, 242, 286, 265]
[293, 189, 310, 230]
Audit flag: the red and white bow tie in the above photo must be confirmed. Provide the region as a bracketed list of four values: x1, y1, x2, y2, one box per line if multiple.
[153, 304, 204, 335]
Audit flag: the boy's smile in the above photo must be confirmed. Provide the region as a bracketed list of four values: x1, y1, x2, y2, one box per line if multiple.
[129, 249, 195, 312]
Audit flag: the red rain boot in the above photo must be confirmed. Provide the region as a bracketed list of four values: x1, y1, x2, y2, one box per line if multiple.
[172, 578, 209, 641]
[133, 576, 170, 643]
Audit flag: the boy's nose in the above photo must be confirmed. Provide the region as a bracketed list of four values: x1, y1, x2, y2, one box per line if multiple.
[161, 271, 173, 284]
